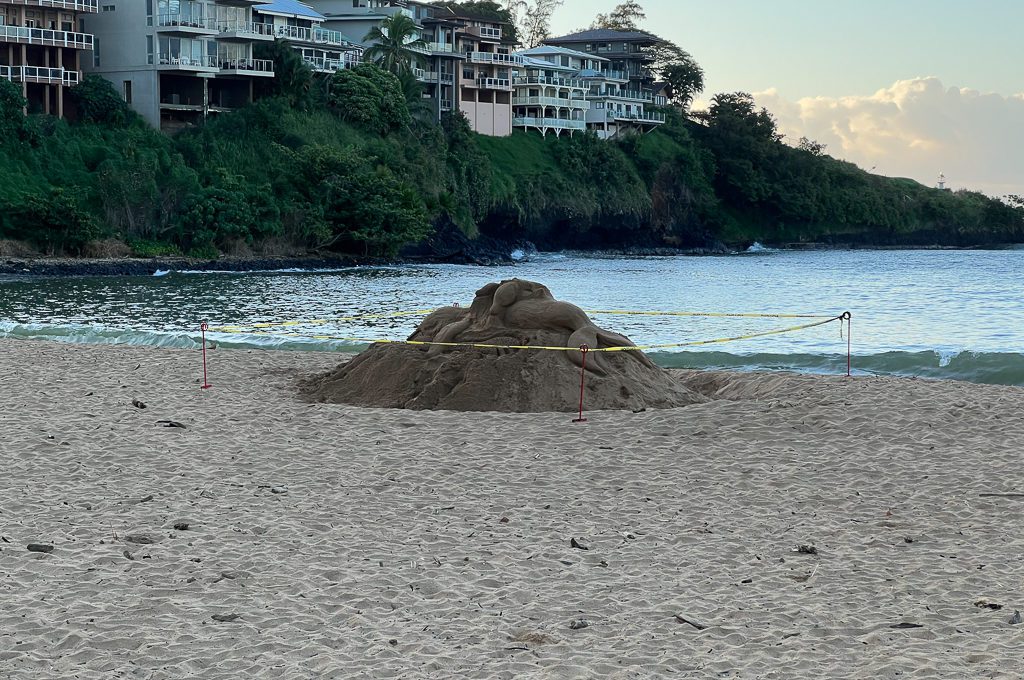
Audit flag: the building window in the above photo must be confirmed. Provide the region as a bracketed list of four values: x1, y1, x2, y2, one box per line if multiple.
[102, 4, 115, 11]
[93, 37, 100, 67]
[123, 81, 132, 104]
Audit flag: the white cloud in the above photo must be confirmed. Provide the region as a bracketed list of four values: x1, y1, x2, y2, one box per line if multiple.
[732, 78, 1024, 197]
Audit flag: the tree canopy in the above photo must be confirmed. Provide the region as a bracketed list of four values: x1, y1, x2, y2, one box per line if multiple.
[592, 0, 646, 30]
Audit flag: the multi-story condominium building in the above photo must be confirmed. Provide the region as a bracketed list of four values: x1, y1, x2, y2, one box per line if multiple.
[308, 0, 462, 122]
[253, 0, 361, 74]
[512, 47, 590, 137]
[452, 8, 514, 137]
[540, 29, 666, 139]
[0, 0, 96, 118]
[81, 0, 274, 130]
[544, 28, 659, 91]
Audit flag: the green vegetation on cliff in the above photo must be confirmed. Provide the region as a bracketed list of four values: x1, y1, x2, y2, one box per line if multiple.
[0, 70, 1021, 259]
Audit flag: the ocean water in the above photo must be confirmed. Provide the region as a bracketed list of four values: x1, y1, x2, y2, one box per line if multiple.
[1, 249, 1023, 385]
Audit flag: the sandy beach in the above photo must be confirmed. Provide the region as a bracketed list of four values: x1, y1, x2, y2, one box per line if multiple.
[1, 338, 1023, 678]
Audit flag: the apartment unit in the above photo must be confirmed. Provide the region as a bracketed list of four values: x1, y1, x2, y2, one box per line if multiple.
[253, 0, 361, 74]
[541, 28, 666, 138]
[309, 0, 463, 122]
[81, 0, 274, 130]
[451, 8, 514, 137]
[512, 47, 591, 137]
[0, 0, 96, 118]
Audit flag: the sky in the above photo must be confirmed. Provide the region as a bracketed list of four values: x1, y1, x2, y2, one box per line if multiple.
[547, 0, 1024, 197]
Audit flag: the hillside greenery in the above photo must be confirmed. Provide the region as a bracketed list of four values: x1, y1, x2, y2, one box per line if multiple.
[0, 69, 1021, 259]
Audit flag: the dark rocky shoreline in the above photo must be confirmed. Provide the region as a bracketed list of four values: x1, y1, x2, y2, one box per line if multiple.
[2, 241, 1014, 278]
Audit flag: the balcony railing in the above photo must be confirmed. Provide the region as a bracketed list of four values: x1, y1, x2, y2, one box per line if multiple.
[467, 51, 522, 66]
[272, 24, 349, 47]
[440, 98, 453, 110]
[303, 56, 343, 72]
[415, 69, 454, 83]
[3, 0, 98, 12]
[0, 25, 93, 49]
[217, 21, 275, 38]
[0, 64, 79, 85]
[219, 57, 274, 74]
[585, 69, 628, 81]
[157, 53, 217, 69]
[591, 90, 654, 103]
[514, 116, 585, 130]
[513, 96, 589, 110]
[611, 110, 666, 123]
[424, 41, 455, 53]
[156, 13, 215, 31]
[512, 76, 587, 89]
[476, 76, 511, 90]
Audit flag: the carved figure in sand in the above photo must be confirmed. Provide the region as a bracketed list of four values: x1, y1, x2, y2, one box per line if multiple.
[412, 279, 653, 374]
[304, 279, 704, 412]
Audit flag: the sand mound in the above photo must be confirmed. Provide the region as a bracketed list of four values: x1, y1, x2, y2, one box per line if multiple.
[304, 279, 706, 412]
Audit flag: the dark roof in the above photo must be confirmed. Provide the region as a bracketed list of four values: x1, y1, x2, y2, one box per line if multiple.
[545, 28, 661, 44]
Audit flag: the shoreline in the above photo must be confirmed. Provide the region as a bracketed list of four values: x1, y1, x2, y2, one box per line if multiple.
[2, 242, 1020, 278]
[2, 339, 1023, 677]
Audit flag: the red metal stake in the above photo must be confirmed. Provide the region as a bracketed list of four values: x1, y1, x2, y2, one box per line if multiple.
[843, 312, 852, 378]
[572, 345, 589, 423]
[200, 322, 212, 390]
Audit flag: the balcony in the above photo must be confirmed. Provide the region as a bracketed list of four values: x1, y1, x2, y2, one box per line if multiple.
[0, 64, 79, 85]
[218, 57, 274, 76]
[476, 76, 511, 90]
[424, 41, 456, 54]
[512, 76, 587, 89]
[156, 14, 218, 36]
[440, 98, 453, 110]
[467, 51, 522, 66]
[273, 24, 349, 47]
[611, 110, 666, 124]
[584, 69, 628, 81]
[514, 116, 585, 131]
[513, 96, 589, 110]
[592, 90, 654, 103]
[0, 25, 93, 49]
[156, 53, 218, 72]
[303, 56, 343, 72]
[217, 21, 274, 41]
[3, 0, 98, 11]
[415, 69, 454, 83]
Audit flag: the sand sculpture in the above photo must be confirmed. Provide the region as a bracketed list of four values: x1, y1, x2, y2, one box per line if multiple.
[305, 279, 705, 412]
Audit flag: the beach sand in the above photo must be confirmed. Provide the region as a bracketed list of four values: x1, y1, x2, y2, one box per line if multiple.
[1, 338, 1022, 678]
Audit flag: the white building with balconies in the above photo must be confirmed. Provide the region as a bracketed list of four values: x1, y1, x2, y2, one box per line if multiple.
[513, 45, 610, 138]
[0, 0, 97, 117]
[308, 0, 463, 121]
[253, 0, 361, 74]
[538, 30, 667, 139]
[81, 0, 274, 129]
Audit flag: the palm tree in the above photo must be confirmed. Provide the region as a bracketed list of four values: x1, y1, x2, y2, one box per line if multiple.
[363, 14, 425, 76]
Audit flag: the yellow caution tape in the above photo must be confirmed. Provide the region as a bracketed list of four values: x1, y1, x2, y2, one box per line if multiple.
[583, 309, 833, 319]
[229, 315, 844, 353]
